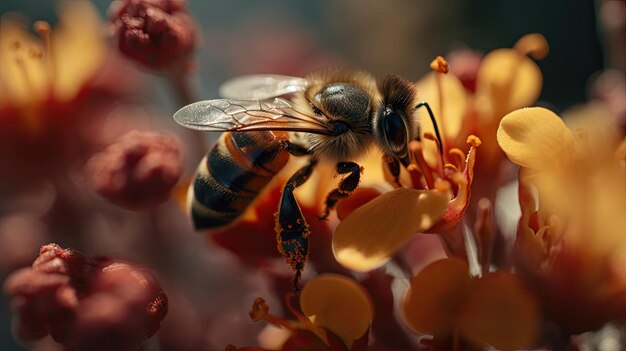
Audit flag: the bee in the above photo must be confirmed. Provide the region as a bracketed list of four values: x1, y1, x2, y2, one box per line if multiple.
[174, 70, 442, 288]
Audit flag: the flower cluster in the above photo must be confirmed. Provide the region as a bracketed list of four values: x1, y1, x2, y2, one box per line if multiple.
[498, 107, 626, 333]
[109, 0, 197, 72]
[86, 130, 184, 211]
[3, 244, 167, 351]
[1, 1, 624, 351]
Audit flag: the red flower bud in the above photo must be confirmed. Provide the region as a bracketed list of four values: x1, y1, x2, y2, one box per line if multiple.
[3, 244, 168, 351]
[110, 0, 197, 71]
[86, 130, 184, 210]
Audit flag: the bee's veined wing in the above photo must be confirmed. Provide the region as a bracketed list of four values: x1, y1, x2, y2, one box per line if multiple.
[218, 74, 308, 100]
[173, 98, 334, 135]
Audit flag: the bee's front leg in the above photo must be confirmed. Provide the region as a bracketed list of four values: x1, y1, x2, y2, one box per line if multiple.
[383, 155, 402, 188]
[276, 159, 317, 290]
[319, 162, 363, 220]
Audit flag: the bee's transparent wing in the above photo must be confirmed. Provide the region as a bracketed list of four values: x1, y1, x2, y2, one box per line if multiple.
[173, 98, 333, 135]
[218, 74, 308, 100]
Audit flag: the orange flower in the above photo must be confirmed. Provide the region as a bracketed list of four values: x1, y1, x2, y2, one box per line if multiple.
[402, 258, 540, 351]
[330, 58, 483, 271]
[498, 106, 626, 332]
[228, 274, 373, 351]
[0, 2, 121, 185]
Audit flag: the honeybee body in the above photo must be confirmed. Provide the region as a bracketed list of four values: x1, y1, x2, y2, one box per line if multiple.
[189, 130, 290, 229]
[175, 70, 441, 287]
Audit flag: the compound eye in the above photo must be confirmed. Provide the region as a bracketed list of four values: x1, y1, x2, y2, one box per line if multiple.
[384, 110, 408, 149]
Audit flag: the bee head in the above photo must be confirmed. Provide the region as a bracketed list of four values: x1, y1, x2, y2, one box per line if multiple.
[373, 75, 418, 161]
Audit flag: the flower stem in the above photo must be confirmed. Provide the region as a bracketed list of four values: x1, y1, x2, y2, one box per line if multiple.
[166, 71, 207, 162]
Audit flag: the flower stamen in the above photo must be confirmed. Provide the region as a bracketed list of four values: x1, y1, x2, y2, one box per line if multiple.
[284, 293, 329, 345]
[424, 132, 445, 170]
[430, 55, 449, 158]
[430, 55, 449, 74]
[410, 141, 436, 189]
[406, 163, 425, 189]
[33, 20, 54, 81]
[249, 297, 298, 331]
[448, 148, 466, 170]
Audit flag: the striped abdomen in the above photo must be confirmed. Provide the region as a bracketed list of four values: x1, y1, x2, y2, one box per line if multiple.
[189, 131, 290, 229]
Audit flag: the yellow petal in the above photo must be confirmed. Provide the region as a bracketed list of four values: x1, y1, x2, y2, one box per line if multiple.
[476, 48, 542, 119]
[0, 16, 48, 105]
[333, 189, 448, 272]
[52, 1, 105, 101]
[416, 71, 467, 140]
[458, 272, 540, 351]
[402, 258, 471, 335]
[497, 107, 578, 170]
[300, 274, 373, 348]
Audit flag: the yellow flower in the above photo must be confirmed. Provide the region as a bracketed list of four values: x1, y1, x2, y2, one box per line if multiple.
[229, 274, 373, 350]
[0, 1, 104, 116]
[402, 258, 540, 351]
[0, 2, 109, 183]
[498, 106, 626, 332]
[416, 33, 548, 192]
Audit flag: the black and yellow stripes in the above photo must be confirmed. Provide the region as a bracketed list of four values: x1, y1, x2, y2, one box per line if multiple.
[189, 131, 289, 229]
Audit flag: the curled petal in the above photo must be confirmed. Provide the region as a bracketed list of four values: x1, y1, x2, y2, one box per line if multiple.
[497, 107, 578, 170]
[457, 272, 540, 351]
[428, 136, 479, 233]
[333, 189, 448, 272]
[300, 274, 373, 348]
[53, 1, 105, 101]
[514, 33, 549, 60]
[476, 48, 542, 117]
[402, 258, 471, 335]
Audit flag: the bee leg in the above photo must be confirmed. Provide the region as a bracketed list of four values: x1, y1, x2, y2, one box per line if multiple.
[282, 140, 311, 156]
[383, 155, 402, 188]
[319, 162, 363, 220]
[276, 159, 317, 290]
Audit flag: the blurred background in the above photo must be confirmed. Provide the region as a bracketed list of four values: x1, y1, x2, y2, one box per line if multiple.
[0, 0, 622, 350]
[0, 0, 612, 111]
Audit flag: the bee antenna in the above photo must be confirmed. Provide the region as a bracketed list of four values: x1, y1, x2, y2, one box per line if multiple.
[415, 101, 443, 155]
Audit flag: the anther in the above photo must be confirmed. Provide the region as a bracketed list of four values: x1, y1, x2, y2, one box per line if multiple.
[33, 21, 51, 57]
[249, 297, 269, 322]
[430, 56, 449, 74]
[466, 135, 482, 148]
